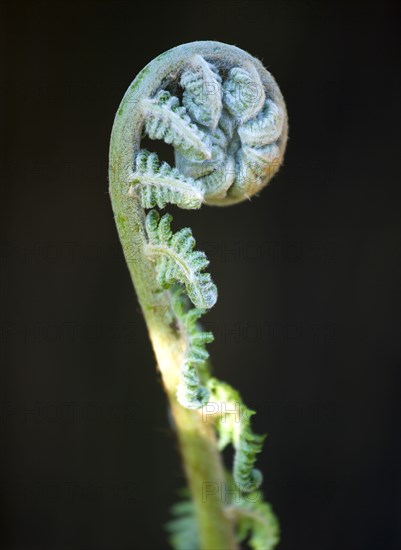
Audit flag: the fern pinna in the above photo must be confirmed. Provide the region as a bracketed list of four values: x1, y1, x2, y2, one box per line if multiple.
[109, 41, 288, 550]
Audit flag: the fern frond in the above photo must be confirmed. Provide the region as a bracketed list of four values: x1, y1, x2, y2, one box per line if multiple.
[166, 497, 199, 550]
[208, 378, 265, 492]
[201, 155, 236, 200]
[223, 67, 266, 123]
[171, 287, 213, 409]
[228, 498, 280, 550]
[175, 139, 223, 180]
[238, 99, 285, 148]
[129, 150, 204, 210]
[175, 151, 215, 180]
[111, 41, 289, 550]
[240, 143, 281, 178]
[181, 54, 222, 130]
[167, 485, 279, 550]
[174, 116, 232, 181]
[176, 110, 238, 200]
[229, 143, 281, 199]
[233, 414, 265, 492]
[199, 110, 238, 200]
[142, 90, 211, 161]
[145, 210, 217, 310]
[219, 108, 237, 145]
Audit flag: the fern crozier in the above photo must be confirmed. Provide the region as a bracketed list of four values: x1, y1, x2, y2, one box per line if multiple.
[109, 41, 288, 550]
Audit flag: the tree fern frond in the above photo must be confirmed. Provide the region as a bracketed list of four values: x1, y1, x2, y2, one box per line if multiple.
[175, 151, 216, 180]
[142, 90, 212, 161]
[199, 111, 237, 200]
[208, 378, 266, 492]
[145, 210, 217, 310]
[171, 287, 214, 409]
[223, 67, 266, 123]
[201, 155, 236, 200]
[233, 414, 266, 492]
[181, 54, 222, 130]
[174, 118, 231, 180]
[219, 108, 237, 145]
[111, 41, 289, 550]
[176, 110, 238, 200]
[129, 150, 204, 210]
[174, 129, 220, 183]
[238, 99, 285, 147]
[229, 143, 281, 199]
[241, 143, 281, 177]
[167, 484, 279, 550]
[228, 498, 280, 550]
[166, 497, 199, 550]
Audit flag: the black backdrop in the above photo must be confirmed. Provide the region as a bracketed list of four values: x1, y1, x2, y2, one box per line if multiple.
[1, 1, 400, 549]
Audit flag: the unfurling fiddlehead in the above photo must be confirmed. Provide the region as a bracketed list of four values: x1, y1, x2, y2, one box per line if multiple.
[109, 41, 287, 550]
[145, 210, 217, 311]
[130, 150, 204, 210]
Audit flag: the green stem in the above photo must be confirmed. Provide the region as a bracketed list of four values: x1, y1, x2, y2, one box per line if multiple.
[109, 163, 237, 550]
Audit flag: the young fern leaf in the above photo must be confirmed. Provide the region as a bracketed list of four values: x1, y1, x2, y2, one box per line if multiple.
[145, 210, 217, 310]
[176, 109, 238, 201]
[231, 143, 281, 199]
[110, 41, 288, 550]
[208, 378, 266, 492]
[200, 155, 236, 200]
[142, 90, 212, 161]
[171, 288, 213, 409]
[129, 150, 204, 210]
[174, 112, 233, 180]
[233, 414, 266, 492]
[228, 498, 280, 550]
[238, 99, 285, 147]
[219, 108, 237, 144]
[181, 54, 222, 130]
[168, 483, 279, 550]
[166, 497, 199, 550]
[241, 143, 281, 177]
[223, 67, 266, 123]
[199, 110, 238, 201]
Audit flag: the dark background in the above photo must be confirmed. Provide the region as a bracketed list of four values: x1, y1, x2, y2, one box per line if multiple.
[1, 1, 399, 549]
